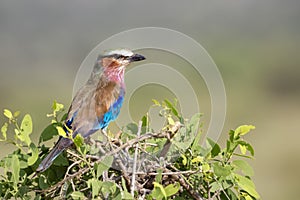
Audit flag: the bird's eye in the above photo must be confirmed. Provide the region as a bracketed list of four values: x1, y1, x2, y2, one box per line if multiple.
[115, 55, 124, 59]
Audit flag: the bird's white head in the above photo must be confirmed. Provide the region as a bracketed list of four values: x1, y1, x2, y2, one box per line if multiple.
[102, 48, 146, 66]
[97, 48, 146, 82]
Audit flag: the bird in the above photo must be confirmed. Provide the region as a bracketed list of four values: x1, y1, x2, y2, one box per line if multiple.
[36, 49, 146, 173]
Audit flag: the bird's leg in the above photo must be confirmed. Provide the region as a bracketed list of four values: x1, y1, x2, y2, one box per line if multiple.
[97, 128, 118, 159]
[101, 128, 120, 148]
[101, 127, 109, 138]
[101, 128, 112, 145]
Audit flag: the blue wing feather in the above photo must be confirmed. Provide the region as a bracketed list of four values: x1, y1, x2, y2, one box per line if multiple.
[67, 86, 125, 137]
[99, 94, 124, 129]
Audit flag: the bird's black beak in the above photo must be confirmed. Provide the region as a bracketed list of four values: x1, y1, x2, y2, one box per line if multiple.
[129, 53, 146, 62]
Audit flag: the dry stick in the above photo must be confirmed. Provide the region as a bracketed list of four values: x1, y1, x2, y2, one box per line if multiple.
[207, 182, 211, 200]
[131, 120, 142, 196]
[170, 173, 204, 200]
[115, 158, 131, 187]
[64, 160, 81, 180]
[133, 170, 199, 176]
[167, 165, 205, 200]
[213, 176, 231, 200]
[211, 189, 221, 200]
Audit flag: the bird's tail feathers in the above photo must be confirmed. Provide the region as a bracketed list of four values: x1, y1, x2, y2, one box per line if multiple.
[36, 137, 71, 173]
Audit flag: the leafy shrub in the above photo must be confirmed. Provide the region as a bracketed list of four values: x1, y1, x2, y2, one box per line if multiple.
[0, 100, 260, 199]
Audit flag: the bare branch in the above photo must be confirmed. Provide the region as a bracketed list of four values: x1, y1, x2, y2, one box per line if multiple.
[131, 120, 142, 196]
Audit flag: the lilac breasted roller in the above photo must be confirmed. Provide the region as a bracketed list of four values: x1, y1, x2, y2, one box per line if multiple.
[36, 49, 145, 173]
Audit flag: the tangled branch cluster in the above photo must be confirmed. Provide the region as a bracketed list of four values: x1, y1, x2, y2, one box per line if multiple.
[37, 121, 204, 199]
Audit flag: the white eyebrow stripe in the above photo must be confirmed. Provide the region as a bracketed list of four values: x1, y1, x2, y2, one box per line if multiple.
[104, 49, 134, 57]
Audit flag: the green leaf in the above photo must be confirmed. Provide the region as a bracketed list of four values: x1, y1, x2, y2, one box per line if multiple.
[232, 160, 254, 177]
[191, 156, 203, 164]
[39, 123, 58, 143]
[21, 114, 32, 134]
[3, 109, 13, 119]
[234, 125, 255, 137]
[210, 181, 232, 193]
[246, 143, 255, 156]
[87, 178, 102, 198]
[206, 138, 221, 157]
[73, 134, 84, 148]
[70, 191, 85, 200]
[239, 144, 247, 155]
[19, 114, 33, 146]
[60, 113, 68, 122]
[191, 124, 203, 152]
[167, 117, 175, 125]
[96, 156, 114, 178]
[202, 162, 210, 172]
[152, 99, 161, 106]
[120, 180, 134, 198]
[243, 193, 253, 200]
[164, 99, 179, 118]
[210, 182, 221, 193]
[229, 130, 235, 142]
[122, 123, 138, 137]
[141, 114, 148, 128]
[101, 181, 116, 197]
[122, 191, 134, 199]
[19, 158, 28, 169]
[237, 141, 254, 156]
[53, 153, 69, 166]
[52, 100, 64, 112]
[181, 154, 187, 166]
[220, 189, 238, 200]
[173, 197, 185, 200]
[199, 146, 211, 158]
[38, 175, 49, 190]
[1, 122, 8, 140]
[174, 113, 201, 151]
[34, 194, 42, 200]
[121, 177, 128, 192]
[11, 154, 20, 190]
[212, 163, 231, 178]
[152, 182, 167, 200]
[56, 126, 67, 138]
[13, 111, 21, 118]
[155, 168, 163, 183]
[164, 182, 180, 197]
[235, 174, 260, 199]
[28, 143, 39, 166]
[226, 140, 231, 153]
[187, 113, 201, 136]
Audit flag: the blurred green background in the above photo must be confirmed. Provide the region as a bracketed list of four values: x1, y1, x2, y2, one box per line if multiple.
[0, 1, 299, 199]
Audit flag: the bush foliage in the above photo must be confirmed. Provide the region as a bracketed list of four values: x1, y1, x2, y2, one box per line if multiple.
[0, 99, 260, 200]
